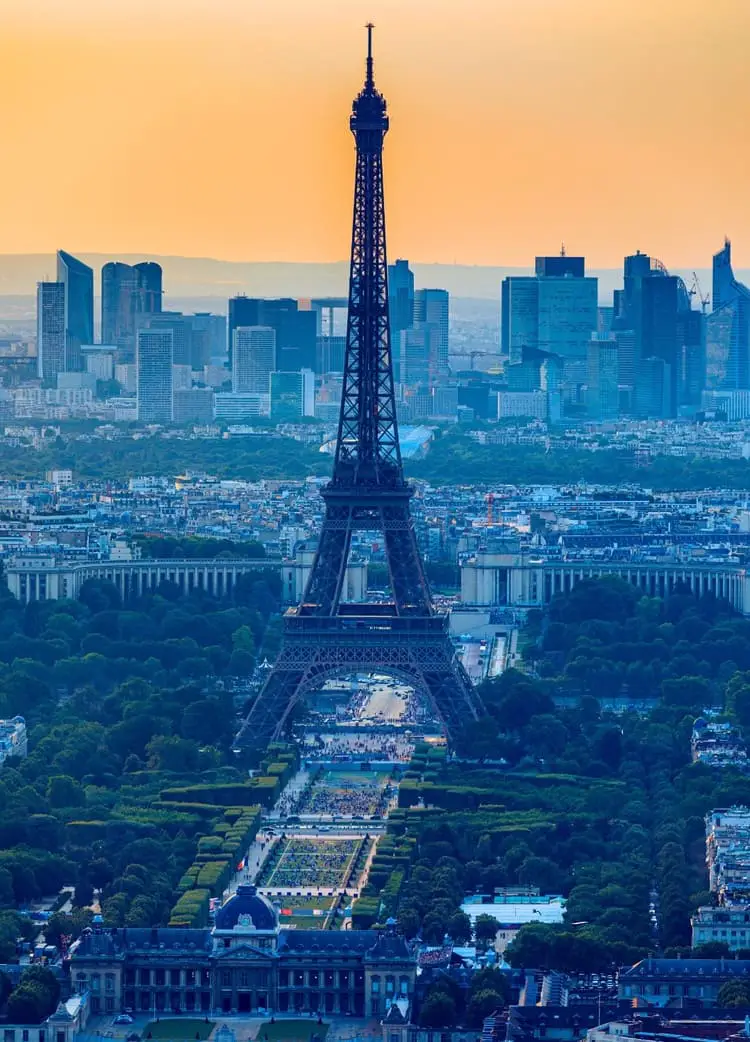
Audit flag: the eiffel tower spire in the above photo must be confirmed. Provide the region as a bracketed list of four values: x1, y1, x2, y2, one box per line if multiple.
[234, 29, 484, 756]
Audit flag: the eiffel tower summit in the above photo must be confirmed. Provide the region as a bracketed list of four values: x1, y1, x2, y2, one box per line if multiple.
[235, 26, 485, 755]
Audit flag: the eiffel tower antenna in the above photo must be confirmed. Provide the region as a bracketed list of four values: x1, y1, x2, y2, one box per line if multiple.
[234, 28, 484, 756]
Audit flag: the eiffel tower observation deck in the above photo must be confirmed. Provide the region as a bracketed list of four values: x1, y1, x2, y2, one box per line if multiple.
[234, 27, 485, 756]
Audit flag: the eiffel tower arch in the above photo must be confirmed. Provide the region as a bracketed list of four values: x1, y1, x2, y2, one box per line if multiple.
[235, 27, 485, 755]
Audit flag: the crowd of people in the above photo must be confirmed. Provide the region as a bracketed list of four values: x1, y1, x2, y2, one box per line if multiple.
[302, 732, 415, 763]
[257, 837, 360, 890]
[297, 770, 391, 818]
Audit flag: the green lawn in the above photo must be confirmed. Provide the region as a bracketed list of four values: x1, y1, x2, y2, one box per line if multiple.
[255, 1022, 329, 1042]
[143, 1020, 214, 1040]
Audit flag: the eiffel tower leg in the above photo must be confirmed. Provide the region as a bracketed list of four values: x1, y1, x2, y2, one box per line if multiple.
[234, 653, 306, 755]
[300, 505, 352, 615]
[382, 503, 432, 614]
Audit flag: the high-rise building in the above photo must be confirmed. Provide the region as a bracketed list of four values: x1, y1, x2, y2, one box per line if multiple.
[232, 327, 276, 394]
[613, 251, 700, 418]
[502, 255, 597, 396]
[134, 262, 162, 314]
[57, 250, 93, 372]
[36, 282, 66, 381]
[399, 324, 439, 387]
[706, 240, 750, 391]
[414, 289, 449, 376]
[143, 313, 191, 366]
[102, 261, 163, 361]
[501, 277, 538, 365]
[587, 335, 619, 420]
[269, 369, 315, 421]
[227, 297, 315, 374]
[388, 259, 414, 380]
[137, 329, 173, 422]
[189, 313, 227, 368]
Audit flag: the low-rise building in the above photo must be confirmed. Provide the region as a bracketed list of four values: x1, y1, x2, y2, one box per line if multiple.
[618, 958, 750, 1007]
[70, 888, 415, 1018]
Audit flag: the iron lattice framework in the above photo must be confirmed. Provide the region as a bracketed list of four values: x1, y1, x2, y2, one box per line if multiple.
[235, 28, 484, 755]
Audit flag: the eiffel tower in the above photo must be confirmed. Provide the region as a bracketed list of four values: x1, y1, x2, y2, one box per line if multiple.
[235, 27, 485, 754]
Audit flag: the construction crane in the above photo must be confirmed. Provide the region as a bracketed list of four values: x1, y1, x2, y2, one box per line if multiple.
[688, 271, 710, 314]
[486, 492, 495, 526]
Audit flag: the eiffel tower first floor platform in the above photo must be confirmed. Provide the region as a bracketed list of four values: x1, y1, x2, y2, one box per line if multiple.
[234, 604, 485, 755]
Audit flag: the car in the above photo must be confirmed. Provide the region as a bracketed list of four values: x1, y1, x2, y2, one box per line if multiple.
[113, 1015, 134, 1025]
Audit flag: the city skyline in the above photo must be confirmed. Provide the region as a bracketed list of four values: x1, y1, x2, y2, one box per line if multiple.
[2, 0, 750, 267]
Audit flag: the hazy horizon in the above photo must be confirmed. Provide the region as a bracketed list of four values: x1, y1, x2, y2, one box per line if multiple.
[2, 0, 749, 268]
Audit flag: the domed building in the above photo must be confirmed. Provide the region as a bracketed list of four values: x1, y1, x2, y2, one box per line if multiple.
[70, 891, 416, 1020]
[213, 885, 279, 950]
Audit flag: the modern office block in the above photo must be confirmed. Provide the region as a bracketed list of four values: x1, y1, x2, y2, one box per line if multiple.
[143, 312, 191, 367]
[388, 259, 414, 379]
[399, 324, 439, 387]
[502, 256, 597, 392]
[413, 289, 449, 375]
[214, 393, 270, 421]
[190, 313, 227, 368]
[705, 240, 750, 391]
[102, 261, 163, 363]
[57, 250, 93, 372]
[269, 369, 315, 421]
[173, 388, 214, 424]
[232, 326, 276, 394]
[587, 336, 620, 420]
[227, 297, 315, 375]
[36, 282, 66, 381]
[137, 329, 173, 422]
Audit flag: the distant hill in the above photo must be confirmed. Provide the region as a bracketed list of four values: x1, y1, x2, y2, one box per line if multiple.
[0, 253, 741, 315]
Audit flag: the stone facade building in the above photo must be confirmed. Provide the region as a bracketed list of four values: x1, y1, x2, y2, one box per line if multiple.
[70, 886, 415, 1019]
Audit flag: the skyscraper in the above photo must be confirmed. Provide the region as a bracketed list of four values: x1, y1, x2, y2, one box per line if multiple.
[232, 326, 276, 394]
[388, 259, 414, 380]
[614, 251, 699, 418]
[269, 369, 315, 421]
[227, 297, 315, 374]
[57, 250, 93, 372]
[399, 324, 438, 387]
[134, 262, 163, 314]
[137, 328, 173, 422]
[414, 289, 449, 376]
[143, 312, 191, 366]
[36, 282, 66, 381]
[587, 336, 620, 420]
[102, 261, 163, 360]
[706, 240, 750, 391]
[501, 255, 597, 396]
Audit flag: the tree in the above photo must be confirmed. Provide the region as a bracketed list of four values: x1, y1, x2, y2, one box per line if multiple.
[717, 980, 750, 1007]
[46, 775, 85, 808]
[6, 984, 50, 1024]
[465, 989, 506, 1027]
[474, 914, 500, 946]
[418, 990, 456, 1028]
[447, 910, 472, 944]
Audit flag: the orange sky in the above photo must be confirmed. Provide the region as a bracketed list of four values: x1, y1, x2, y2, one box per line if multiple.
[1, 0, 749, 268]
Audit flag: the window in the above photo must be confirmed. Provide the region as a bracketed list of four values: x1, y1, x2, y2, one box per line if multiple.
[372, 1000, 380, 1016]
[56, 1034, 64, 1042]
[294, 971, 304, 988]
[139, 970, 150, 987]
[155, 970, 165, 987]
[125, 970, 136, 986]
[279, 971, 289, 987]
[170, 970, 181, 987]
[5, 1030, 15, 1042]
[240, 972, 249, 988]
[309, 972, 319, 988]
[105, 999, 114, 1013]
[186, 970, 196, 986]
[90, 975, 100, 993]
[372, 978, 380, 994]
[400, 978, 409, 995]
[105, 975, 115, 994]
[22, 1032, 28, 1042]
[386, 977, 395, 995]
